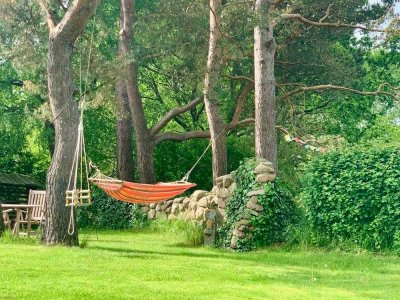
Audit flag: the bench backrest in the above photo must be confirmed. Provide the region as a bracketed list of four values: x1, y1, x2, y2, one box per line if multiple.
[28, 190, 46, 221]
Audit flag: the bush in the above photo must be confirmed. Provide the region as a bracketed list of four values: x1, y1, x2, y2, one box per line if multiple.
[77, 188, 147, 230]
[303, 146, 400, 252]
[217, 158, 297, 251]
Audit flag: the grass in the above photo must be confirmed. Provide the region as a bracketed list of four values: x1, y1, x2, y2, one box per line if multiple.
[0, 225, 399, 300]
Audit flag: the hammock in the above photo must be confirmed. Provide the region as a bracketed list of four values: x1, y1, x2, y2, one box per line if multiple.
[90, 176, 196, 204]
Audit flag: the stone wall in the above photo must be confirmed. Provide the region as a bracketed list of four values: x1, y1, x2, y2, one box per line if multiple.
[141, 159, 276, 230]
[141, 173, 236, 225]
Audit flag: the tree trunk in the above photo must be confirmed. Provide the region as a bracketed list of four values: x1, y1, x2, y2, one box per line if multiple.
[115, 4, 134, 182]
[41, 0, 99, 245]
[203, 0, 227, 183]
[120, 0, 156, 183]
[115, 79, 135, 181]
[44, 39, 80, 245]
[254, 0, 277, 168]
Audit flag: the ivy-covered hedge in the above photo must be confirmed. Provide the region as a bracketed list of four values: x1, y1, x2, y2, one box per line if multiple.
[303, 146, 400, 252]
[77, 188, 146, 229]
[217, 158, 296, 251]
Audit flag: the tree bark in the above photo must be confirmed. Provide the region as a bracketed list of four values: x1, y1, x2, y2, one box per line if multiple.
[42, 0, 99, 245]
[115, 79, 135, 181]
[115, 2, 135, 182]
[120, 0, 156, 183]
[254, 0, 277, 168]
[203, 0, 227, 183]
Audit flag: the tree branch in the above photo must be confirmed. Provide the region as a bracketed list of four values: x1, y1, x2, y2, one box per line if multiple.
[38, 0, 57, 29]
[229, 82, 254, 126]
[150, 97, 203, 136]
[280, 83, 398, 100]
[53, 0, 99, 43]
[319, 4, 333, 23]
[155, 130, 210, 144]
[281, 13, 388, 33]
[222, 74, 254, 83]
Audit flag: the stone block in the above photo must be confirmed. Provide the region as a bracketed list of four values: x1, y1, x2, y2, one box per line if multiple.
[156, 211, 167, 219]
[179, 203, 184, 211]
[216, 187, 230, 199]
[166, 200, 174, 207]
[237, 219, 250, 226]
[255, 173, 276, 183]
[257, 159, 273, 168]
[246, 201, 264, 212]
[159, 202, 168, 211]
[217, 197, 226, 209]
[198, 197, 209, 208]
[173, 197, 184, 204]
[183, 197, 190, 208]
[254, 164, 274, 174]
[147, 209, 156, 220]
[211, 186, 219, 195]
[195, 207, 205, 220]
[191, 190, 208, 201]
[230, 235, 238, 249]
[228, 182, 237, 195]
[189, 200, 197, 211]
[141, 206, 150, 214]
[247, 189, 265, 197]
[171, 203, 180, 215]
[149, 203, 156, 209]
[249, 196, 258, 204]
[155, 204, 161, 211]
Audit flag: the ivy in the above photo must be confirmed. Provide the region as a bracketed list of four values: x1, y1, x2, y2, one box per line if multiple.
[217, 158, 296, 251]
[303, 146, 400, 252]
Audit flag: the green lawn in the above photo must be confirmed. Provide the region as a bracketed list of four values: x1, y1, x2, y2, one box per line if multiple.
[0, 229, 399, 300]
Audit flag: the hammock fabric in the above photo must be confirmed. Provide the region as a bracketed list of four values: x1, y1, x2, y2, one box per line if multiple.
[91, 179, 196, 204]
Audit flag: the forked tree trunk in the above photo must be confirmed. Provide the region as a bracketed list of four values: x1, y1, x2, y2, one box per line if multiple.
[254, 0, 277, 168]
[120, 0, 156, 183]
[204, 0, 227, 183]
[41, 0, 99, 245]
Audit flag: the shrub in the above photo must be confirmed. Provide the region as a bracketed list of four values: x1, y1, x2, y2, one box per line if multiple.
[217, 158, 297, 251]
[77, 188, 146, 230]
[303, 146, 400, 252]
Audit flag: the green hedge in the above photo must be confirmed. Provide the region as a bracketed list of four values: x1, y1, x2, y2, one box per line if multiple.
[217, 158, 296, 251]
[303, 146, 400, 252]
[77, 188, 147, 230]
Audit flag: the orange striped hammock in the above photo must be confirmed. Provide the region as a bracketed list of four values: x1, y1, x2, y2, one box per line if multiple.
[90, 178, 196, 204]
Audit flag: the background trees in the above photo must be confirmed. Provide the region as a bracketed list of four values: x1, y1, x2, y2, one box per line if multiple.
[0, 0, 398, 241]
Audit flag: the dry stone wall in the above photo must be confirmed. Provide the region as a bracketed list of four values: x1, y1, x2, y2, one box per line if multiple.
[142, 159, 277, 231]
[141, 173, 236, 225]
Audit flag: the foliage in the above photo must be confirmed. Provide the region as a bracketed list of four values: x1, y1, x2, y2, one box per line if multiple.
[217, 158, 297, 251]
[303, 146, 400, 252]
[77, 188, 147, 230]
